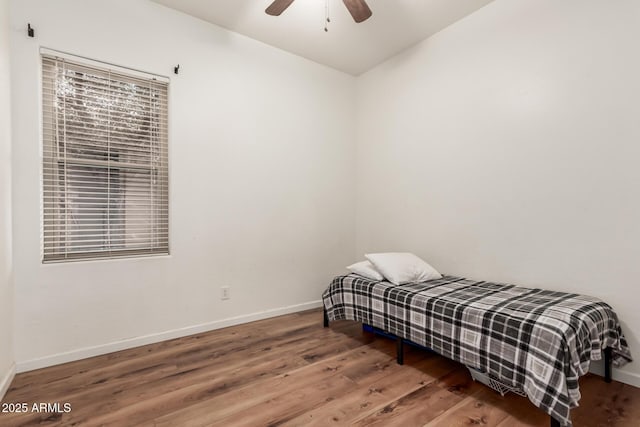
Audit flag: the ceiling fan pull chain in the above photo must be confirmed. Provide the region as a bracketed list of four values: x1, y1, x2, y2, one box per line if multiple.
[324, 0, 330, 32]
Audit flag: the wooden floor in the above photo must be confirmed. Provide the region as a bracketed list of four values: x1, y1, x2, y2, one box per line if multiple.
[1, 309, 639, 426]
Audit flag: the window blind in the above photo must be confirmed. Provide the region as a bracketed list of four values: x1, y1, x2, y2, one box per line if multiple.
[42, 53, 169, 262]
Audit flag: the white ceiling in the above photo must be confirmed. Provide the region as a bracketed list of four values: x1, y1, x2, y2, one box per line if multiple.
[151, 0, 494, 75]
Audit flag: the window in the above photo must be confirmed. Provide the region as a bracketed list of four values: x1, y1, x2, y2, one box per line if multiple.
[42, 52, 169, 262]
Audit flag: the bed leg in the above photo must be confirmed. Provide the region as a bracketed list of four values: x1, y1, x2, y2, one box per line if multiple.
[550, 416, 561, 427]
[396, 336, 404, 365]
[323, 306, 329, 328]
[604, 347, 612, 383]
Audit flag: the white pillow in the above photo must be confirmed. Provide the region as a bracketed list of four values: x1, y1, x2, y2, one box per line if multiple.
[346, 260, 384, 281]
[365, 252, 442, 285]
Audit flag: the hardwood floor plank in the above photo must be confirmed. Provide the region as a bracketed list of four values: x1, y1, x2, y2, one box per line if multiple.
[1, 308, 638, 427]
[351, 366, 482, 426]
[285, 355, 459, 427]
[60, 323, 368, 426]
[43, 329, 362, 426]
[425, 388, 519, 427]
[493, 393, 548, 427]
[152, 343, 392, 427]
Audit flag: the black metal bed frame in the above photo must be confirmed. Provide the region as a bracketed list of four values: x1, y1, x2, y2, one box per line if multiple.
[323, 307, 612, 427]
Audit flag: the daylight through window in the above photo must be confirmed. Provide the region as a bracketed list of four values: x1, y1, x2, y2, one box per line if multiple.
[42, 53, 169, 262]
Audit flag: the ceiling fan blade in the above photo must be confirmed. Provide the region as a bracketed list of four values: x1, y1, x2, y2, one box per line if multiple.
[342, 0, 372, 23]
[265, 0, 295, 16]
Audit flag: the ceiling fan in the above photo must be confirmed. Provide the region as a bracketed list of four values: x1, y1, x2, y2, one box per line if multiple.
[266, 0, 372, 23]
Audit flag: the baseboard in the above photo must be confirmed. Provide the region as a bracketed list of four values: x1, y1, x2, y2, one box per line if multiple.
[0, 363, 16, 400]
[589, 359, 640, 388]
[16, 300, 322, 373]
[612, 369, 640, 388]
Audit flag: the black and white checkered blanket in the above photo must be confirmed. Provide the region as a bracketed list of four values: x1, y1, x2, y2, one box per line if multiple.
[322, 274, 632, 426]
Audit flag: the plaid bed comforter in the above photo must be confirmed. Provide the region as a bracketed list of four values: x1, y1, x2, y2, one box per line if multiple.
[322, 274, 632, 426]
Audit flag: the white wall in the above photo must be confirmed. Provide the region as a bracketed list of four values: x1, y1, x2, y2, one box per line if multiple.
[0, 0, 15, 398]
[10, 0, 356, 370]
[356, 0, 640, 385]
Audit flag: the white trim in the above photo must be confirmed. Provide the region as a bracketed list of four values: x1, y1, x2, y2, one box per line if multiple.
[612, 370, 640, 388]
[16, 300, 322, 373]
[589, 359, 640, 388]
[0, 363, 16, 400]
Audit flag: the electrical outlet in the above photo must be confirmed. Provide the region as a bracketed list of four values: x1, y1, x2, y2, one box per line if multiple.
[221, 286, 230, 300]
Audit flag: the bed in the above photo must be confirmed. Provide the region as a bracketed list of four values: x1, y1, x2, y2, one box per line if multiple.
[322, 274, 632, 427]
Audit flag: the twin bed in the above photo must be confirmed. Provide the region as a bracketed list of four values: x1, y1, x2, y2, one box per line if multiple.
[322, 273, 632, 427]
